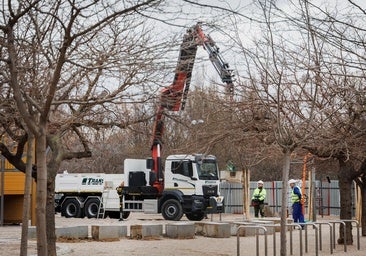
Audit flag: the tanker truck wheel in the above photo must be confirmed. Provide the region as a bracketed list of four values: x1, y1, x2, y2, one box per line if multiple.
[84, 198, 100, 218]
[161, 199, 183, 221]
[62, 199, 81, 218]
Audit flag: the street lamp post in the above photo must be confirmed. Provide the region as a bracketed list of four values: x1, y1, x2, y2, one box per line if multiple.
[191, 119, 204, 151]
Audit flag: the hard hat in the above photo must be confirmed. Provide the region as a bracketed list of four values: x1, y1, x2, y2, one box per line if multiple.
[288, 179, 297, 184]
[257, 180, 264, 184]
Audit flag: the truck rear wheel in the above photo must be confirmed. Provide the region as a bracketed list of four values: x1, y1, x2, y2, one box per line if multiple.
[161, 199, 183, 221]
[186, 212, 205, 221]
[84, 198, 100, 218]
[62, 199, 81, 218]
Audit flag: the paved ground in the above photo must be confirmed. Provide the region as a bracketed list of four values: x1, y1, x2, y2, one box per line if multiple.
[1, 213, 365, 256]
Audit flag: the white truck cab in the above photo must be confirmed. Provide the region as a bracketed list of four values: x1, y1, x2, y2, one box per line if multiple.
[121, 154, 223, 221]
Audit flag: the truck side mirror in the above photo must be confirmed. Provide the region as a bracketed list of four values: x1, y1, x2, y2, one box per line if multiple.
[149, 171, 157, 186]
[146, 158, 154, 169]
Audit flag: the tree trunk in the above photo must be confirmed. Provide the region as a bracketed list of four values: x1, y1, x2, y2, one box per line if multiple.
[358, 160, 366, 237]
[35, 131, 48, 256]
[46, 154, 61, 256]
[280, 151, 291, 256]
[337, 158, 354, 245]
[242, 168, 250, 220]
[361, 183, 366, 236]
[46, 179, 57, 256]
[46, 133, 64, 256]
[20, 135, 34, 256]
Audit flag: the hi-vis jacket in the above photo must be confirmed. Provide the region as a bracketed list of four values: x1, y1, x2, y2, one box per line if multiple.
[291, 186, 302, 204]
[252, 188, 266, 202]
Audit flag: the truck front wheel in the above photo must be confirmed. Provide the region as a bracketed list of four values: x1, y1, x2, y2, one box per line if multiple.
[62, 199, 81, 218]
[161, 199, 183, 221]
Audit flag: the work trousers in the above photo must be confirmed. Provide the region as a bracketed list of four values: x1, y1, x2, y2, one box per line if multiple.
[292, 202, 304, 224]
[254, 203, 265, 218]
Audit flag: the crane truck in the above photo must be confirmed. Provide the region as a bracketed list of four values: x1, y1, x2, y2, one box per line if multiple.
[118, 23, 235, 221]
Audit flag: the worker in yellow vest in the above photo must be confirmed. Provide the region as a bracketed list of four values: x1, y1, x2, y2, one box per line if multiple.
[251, 180, 266, 218]
[289, 179, 305, 228]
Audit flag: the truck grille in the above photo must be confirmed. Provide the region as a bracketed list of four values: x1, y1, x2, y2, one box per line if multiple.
[202, 185, 218, 197]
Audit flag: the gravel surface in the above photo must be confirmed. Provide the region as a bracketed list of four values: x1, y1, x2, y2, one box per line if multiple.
[1, 213, 365, 256]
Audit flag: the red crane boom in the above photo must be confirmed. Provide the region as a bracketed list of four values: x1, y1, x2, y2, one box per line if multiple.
[151, 23, 235, 194]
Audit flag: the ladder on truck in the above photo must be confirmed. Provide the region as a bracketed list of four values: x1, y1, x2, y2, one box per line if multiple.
[97, 190, 109, 219]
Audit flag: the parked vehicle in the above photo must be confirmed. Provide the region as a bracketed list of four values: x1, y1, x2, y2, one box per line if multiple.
[54, 172, 128, 219]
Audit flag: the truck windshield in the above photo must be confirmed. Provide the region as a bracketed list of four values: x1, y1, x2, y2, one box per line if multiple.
[197, 161, 219, 180]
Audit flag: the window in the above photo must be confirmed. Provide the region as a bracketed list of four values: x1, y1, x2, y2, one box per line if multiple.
[198, 161, 219, 180]
[171, 161, 193, 177]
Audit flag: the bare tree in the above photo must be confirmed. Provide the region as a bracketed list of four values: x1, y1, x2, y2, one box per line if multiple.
[1, 1, 166, 255]
[287, 0, 366, 241]
[229, 1, 328, 254]
[1, 1, 246, 255]
[224, 1, 366, 252]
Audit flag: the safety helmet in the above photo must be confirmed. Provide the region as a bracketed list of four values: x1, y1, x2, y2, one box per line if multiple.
[288, 179, 297, 184]
[257, 180, 264, 184]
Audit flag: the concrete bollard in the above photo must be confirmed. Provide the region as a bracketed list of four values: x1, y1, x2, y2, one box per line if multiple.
[251, 220, 275, 235]
[165, 222, 195, 239]
[195, 222, 231, 238]
[263, 217, 293, 231]
[232, 222, 257, 236]
[91, 225, 127, 240]
[130, 224, 163, 240]
[56, 226, 89, 239]
[29, 226, 89, 240]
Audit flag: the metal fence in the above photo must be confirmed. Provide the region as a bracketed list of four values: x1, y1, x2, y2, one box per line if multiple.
[220, 180, 352, 216]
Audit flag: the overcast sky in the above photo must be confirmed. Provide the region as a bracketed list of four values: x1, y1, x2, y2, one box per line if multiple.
[148, 0, 366, 89]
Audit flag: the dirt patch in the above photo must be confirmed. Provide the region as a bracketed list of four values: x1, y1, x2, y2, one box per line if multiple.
[57, 237, 91, 243]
